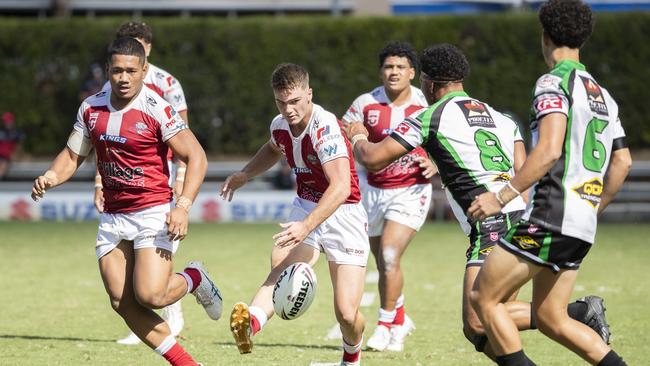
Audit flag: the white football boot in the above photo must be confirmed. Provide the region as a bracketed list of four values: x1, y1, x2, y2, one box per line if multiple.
[386, 315, 415, 352]
[186, 261, 223, 320]
[162, 300, 184, 337]
[116, 331, 141, 345]
[365, 325, 391, 351]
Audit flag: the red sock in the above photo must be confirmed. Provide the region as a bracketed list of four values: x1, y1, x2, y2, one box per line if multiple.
[251, 314, 261, 336]
[163, 342, 198, 366]
[183, 268, 201, 293]
[393, 305, 405, 326]
[343, 349, 361, 363]
[377, 320, 392, 329]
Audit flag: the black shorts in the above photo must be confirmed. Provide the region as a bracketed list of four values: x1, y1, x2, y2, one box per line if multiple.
[466, 210, 523, 267]
[498, 219, 592, 273]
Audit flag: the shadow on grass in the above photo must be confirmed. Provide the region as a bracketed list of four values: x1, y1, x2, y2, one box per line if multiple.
[0, 334, 114, 343]
[214, 341, 340, 351]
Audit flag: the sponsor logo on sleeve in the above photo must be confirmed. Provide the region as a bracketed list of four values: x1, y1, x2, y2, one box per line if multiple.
[572, 178, 603, 208]
[579, 76, 609, 116]
[367, 110, 381, 127]
[155, 72, 165, 80]
[166, 76, 175, 87]
[536, 97, 563, 112]
[323, 144, 338, 156]
[537, 75, 559, 89]
[164, 105, 177, 119]
[456, 100, 496, 127]
[394, 121, 411, 135]
[316, 125, 330, 140]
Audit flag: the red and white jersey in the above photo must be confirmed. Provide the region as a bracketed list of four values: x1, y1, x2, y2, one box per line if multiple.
[103, 63, 187, 162]
[343, 86, 430, 189]
[270, 104, 361, 204]
[74, 87, 187, 213]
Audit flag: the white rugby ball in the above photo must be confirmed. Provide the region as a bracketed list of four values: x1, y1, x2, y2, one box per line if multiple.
[272, 262, 317, 320]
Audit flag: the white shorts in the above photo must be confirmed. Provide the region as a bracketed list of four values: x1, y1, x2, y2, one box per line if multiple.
[95, 203, 179, 259]
[363, 183, 433, 237]
[288, 197, 369, 267]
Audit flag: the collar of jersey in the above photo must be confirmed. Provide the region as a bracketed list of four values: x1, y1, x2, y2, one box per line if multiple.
[553, 59, 586, 72]
[438, 90, 468, 102]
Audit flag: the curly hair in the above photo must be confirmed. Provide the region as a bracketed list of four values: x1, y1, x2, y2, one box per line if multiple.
[539, 0, 594, 48]
[378, 41, 418, 69]
[271, 63, 309, 91]
[420, 44, 470, 82]
[116, 21, 153, 44]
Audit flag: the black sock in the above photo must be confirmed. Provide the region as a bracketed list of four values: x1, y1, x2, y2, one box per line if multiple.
[567, 301, 588, 321]
[496, 350, 534, 366]
[529, 303, 537, 329]
[597, 350, 627, 366]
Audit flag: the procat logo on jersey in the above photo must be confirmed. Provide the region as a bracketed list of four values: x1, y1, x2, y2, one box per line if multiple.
[316, 125, 330, 140]
[99, 134, 127, 144]
[457, 100, 495, 128]
[573, 178, 603, 208]
[164, 106, 177, 119]
[367, 110, 381, 127]
[579, 76, 609, 116]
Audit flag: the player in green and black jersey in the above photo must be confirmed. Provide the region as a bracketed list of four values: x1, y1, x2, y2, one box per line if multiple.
[345, 43, 606, 363]
[468, 1, 632, 365]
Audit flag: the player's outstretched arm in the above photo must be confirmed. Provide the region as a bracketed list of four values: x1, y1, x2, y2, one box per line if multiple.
[31, 144, 86, 201]
[166, 129, 208, 241]
[468, 113, 566, 220]
[220, 141, 282, 202]
[273, 157, 350, 248]
[344, 122, 409, 171]
[598, 148, 632, 215]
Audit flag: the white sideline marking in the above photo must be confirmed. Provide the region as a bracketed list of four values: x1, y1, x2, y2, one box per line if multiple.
[324, 323, 342, 340]
[309, 363, 339, 366]
[365, 271, 379, 284]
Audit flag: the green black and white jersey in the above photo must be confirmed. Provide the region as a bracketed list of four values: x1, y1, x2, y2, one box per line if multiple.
[524, 60, 627, 244]
[391, 91, 526, 235]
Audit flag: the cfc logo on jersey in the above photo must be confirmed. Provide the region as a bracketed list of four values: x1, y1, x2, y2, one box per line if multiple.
[573, 178, 603, 208]
[536, 97, 563, 112]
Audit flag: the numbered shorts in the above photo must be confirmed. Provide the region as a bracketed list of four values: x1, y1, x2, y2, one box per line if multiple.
[466, 210, 523, 267]
[95, 203, 179, 259]
[288, 197, 369, 267]
[498, 219, 592, 273]
[363, 183, 432, 237]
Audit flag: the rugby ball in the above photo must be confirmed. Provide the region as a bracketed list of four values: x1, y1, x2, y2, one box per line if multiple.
[272, 262, 317, 320]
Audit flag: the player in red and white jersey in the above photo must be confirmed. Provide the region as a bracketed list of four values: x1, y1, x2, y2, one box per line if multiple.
[95, 21, 190, 344]
[31, 38, 220, 366]
[221, 63, 369, 366]
[342, 41, 436, 352]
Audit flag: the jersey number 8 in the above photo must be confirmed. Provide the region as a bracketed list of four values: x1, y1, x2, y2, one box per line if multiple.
[474, 129, 512, 172]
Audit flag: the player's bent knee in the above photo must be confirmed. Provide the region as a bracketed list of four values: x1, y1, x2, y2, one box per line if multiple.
[462, 325, 488, 352]
[335, 308, 359, 328]
[381, 247, 400, 272]
[134, 290, 167, 309]
[468, 289, 483, 312]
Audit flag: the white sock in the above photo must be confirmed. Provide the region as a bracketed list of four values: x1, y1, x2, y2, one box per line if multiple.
[154, 334, 176, 355]
[178, 272, 193, 294]
[249, 306, 268, 330]
[342, 337, 362, 354]
[396, 294, 404, 308]
[378, 308, 396, 324]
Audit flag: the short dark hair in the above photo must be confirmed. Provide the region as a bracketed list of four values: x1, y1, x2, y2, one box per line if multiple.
[420, 43, 470, 82]
[539, 0, 594, 49]
[271, 63, 309, 91]
[116, 21, 153, 44]
[107, 37, 146, 65]
[379, 41, 418, 69]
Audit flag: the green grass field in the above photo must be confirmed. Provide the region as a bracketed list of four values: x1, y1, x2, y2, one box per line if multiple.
[1, 222, 648, 365]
